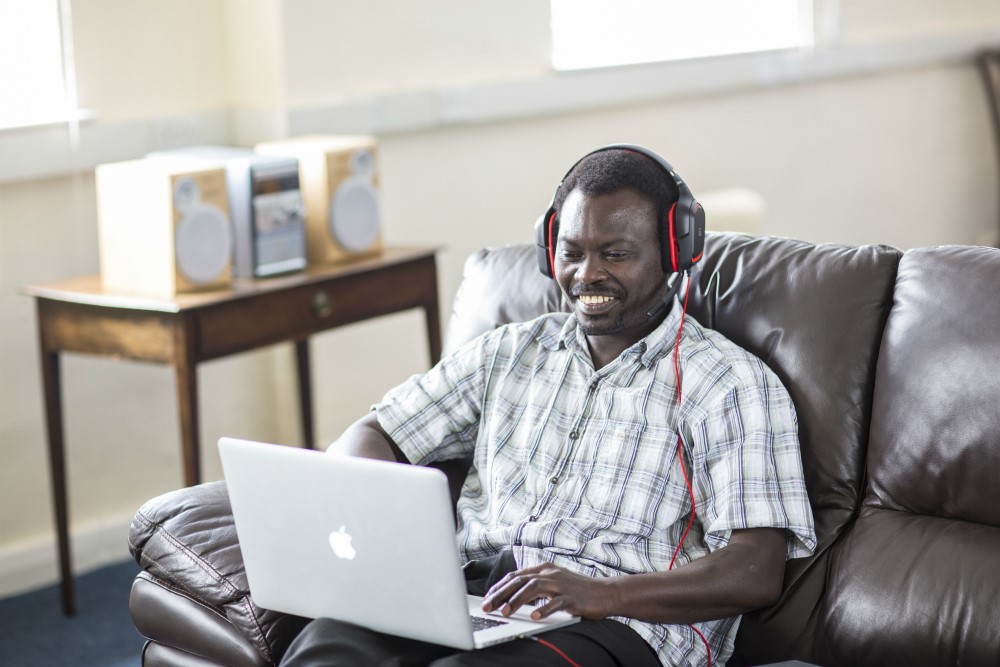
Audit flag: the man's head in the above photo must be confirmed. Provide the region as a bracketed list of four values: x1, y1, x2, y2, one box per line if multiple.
[535, 145, 705, 280]
[533, 146, 704, 353]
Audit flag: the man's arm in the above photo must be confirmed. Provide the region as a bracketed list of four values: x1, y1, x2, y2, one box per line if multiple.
[326, 412, 410, 463]
[482, 527, 787, 623]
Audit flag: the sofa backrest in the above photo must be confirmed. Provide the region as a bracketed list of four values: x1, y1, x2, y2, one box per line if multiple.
[683, 234, 902, 664]
[444, 244, 566, 357]
[813, 245, 1000, 666]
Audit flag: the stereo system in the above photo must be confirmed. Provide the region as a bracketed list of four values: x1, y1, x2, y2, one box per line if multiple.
[96, 158, 233, 296]
[95, 135, 383, 296]
[255, 135, 383, 266]
[148, 146, 308, 279]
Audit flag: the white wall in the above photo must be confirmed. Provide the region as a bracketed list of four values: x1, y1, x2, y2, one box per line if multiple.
[1, 0, 999, 596]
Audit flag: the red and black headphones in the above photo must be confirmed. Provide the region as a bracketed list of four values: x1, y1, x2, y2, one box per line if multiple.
[533, 144, 706, 279]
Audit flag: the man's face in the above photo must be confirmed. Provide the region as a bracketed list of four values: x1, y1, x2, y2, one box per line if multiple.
[554, 187, 670, 339]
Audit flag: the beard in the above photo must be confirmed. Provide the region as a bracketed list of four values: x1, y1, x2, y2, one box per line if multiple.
[577, 310, 627, 336]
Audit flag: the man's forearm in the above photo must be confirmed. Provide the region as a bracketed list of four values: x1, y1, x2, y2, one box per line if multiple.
[603, 528, 787, 624]
[483, 527, 789, 624]
[326, 412, 410, 463]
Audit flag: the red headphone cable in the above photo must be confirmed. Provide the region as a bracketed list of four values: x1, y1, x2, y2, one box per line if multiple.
[667, 274, 713, 667]
[528, 636, 584, 667]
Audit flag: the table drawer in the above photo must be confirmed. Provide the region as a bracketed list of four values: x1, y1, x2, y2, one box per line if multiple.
[194, 257, 436, 359]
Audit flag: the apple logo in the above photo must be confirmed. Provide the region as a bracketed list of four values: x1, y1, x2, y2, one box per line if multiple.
[328, 525, 357, 560]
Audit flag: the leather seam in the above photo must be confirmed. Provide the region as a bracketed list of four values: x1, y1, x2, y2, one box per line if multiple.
[130, 510, 244, 601]
[236, 591, 275, 665]
[139, 573, 230, 622]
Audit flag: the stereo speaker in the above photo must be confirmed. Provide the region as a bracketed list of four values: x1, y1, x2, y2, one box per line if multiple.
[255, 135, 382, 266]
[96, 158, 233, 296]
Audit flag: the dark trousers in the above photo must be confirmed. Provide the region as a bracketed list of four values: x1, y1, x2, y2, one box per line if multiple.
[280, 550, 661, 666]
[279, 616, 662, 667]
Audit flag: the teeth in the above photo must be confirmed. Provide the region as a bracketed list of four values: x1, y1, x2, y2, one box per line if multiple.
[579, 295, 613, 305]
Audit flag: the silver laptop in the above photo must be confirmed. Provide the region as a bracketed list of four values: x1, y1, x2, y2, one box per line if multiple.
[218, 437, 580, 650]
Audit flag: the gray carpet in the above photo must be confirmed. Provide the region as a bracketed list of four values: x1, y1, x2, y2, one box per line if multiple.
[0, 560, 144, 667]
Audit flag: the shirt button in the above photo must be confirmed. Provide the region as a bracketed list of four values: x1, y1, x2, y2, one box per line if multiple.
[549, 476, 559, 485]
[569, 431, 579, 440]
[529, 515, 538, 522]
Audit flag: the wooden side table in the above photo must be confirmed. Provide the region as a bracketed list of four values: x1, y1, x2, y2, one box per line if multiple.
[21, 246, 441, 615]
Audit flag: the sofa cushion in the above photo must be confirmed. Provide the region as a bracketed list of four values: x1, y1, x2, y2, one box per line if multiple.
[820, 506, 1000, 666]
[866, 245, 1000, 523]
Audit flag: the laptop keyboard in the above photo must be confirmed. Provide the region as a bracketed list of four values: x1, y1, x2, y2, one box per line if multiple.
[471, 615, 510, 632]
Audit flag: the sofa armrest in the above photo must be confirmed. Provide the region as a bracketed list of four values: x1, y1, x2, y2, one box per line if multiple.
[128, 481, 308, 666]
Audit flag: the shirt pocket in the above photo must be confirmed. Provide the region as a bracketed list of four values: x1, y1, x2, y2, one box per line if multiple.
[579, 421, 679, 535]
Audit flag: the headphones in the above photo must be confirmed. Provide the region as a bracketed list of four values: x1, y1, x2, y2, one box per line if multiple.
[534, 144, 706, 279]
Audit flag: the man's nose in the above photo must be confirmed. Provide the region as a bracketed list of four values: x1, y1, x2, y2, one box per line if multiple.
[577, 254, 608, 284]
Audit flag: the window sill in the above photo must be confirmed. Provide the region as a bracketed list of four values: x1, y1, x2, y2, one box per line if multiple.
[0, 109, 96, 135]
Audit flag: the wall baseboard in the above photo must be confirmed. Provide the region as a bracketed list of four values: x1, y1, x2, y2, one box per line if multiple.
[0, 512, 135, 599]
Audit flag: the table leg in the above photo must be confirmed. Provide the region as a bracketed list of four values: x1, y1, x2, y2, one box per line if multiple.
[39, 346, 75, 615]
[174, 318, 201, 486]
[295, 339, 315, 450]
[424, 302, 442, 365]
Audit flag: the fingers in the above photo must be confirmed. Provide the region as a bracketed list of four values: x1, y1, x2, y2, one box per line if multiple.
[483, 564, 588, 620]
[481, 565, 556, 616]
[528, 595, 570, 620]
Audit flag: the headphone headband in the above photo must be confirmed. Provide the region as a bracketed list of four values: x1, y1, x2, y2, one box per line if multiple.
[534, 144, 705, 278]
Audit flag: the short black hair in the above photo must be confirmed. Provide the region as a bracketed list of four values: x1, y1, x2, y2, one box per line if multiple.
[552, 148, 680, 227]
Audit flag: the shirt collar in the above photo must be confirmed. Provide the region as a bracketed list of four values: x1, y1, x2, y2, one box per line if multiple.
[539, 296, 686, 367]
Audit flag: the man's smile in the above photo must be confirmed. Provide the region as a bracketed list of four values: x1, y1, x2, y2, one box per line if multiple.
[574, 292, 620, 315]
[578, 294, 615, 305]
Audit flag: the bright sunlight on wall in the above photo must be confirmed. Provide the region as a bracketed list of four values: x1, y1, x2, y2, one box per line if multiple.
[550, 0, 813, 71]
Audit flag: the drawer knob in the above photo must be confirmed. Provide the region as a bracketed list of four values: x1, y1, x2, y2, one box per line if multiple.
[311, 290, 333, 318]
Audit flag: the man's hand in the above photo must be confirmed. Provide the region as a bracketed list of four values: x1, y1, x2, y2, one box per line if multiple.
[481, 563, 616, 620]
[480, 529, 787, 626]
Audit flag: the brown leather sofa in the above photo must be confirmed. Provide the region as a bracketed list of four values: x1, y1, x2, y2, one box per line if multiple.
[128, 233, 1000, 666]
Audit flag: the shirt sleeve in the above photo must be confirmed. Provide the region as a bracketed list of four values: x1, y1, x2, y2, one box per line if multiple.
[374, 332, 491, 466]
[692, 360, 817, 559]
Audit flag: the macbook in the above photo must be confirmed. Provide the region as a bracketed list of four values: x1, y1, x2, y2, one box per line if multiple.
[218, 437, 580, 650]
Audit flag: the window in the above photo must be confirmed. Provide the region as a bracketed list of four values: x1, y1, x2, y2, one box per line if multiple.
[0, 0, 76, 129]
[550, 0, 813, 71]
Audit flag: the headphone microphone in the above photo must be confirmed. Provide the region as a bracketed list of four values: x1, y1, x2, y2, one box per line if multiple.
[645, 271, 684, 319]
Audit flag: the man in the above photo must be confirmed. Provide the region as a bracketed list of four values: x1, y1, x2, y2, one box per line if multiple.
[281, 146, 816, 666]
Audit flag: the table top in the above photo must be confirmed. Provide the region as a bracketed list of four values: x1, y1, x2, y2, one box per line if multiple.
[20, 245, 438, 313]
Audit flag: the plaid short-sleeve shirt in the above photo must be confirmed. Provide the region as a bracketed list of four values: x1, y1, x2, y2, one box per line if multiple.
[376, 301, 816, 666]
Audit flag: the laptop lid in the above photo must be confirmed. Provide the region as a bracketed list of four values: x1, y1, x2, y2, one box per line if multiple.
[219, 437, 479, 648]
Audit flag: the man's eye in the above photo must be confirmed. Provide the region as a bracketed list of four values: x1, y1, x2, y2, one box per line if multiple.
[561, 252, 582, 262]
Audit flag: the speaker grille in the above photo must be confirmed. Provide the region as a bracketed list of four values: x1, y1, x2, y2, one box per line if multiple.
[175, 204, 232, 284]
[329, 177, 380, 253]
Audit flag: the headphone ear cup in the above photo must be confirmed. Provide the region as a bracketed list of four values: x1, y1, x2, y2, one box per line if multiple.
[691, 202, 706, 266]
[670, 189, 705, 272]
[534, 208, 558, 278]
